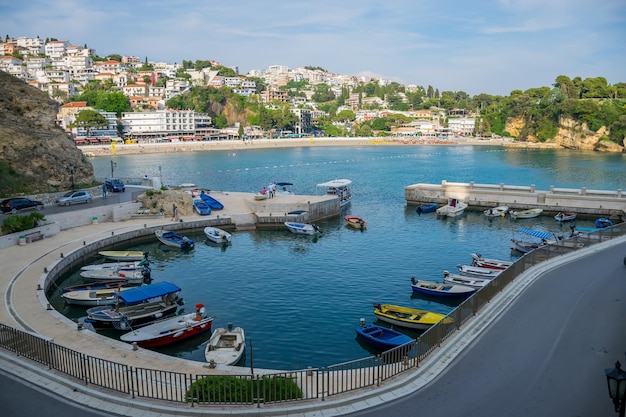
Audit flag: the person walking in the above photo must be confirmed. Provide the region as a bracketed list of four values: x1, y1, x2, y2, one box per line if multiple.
[172, 204, 178, 221]
[102, 183, 107, 199]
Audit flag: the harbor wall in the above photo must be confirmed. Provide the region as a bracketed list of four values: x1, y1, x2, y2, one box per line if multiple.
[405, 180, 626, 219]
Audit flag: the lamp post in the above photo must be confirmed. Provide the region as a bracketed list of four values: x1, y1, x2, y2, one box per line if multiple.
[605, 354, 626, 417]
[66, 166, 76, 191]
[110, 160, 117, 178]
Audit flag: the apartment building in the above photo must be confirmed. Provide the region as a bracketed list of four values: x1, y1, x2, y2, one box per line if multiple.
[122, 109, 209, 140]
[447, 117, 476, 135]
[15, 36, 45, 55]
[291, 108, 312, 135]
[44, 40, 69, 58]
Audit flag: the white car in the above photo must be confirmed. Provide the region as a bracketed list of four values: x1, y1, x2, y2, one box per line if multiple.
[56, 190, 93, 206]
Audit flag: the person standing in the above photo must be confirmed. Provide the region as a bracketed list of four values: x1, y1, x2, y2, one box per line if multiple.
[172, 204, 178, 221]
[102, 183, 107, 199]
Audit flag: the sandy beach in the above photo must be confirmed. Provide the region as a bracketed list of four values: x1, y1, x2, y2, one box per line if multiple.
[78, 136, 541, 157]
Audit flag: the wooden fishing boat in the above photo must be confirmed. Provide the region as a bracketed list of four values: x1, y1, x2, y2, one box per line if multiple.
[199, 192, 224, 210]
[120, 304, 214, 347]
[98, 251, 147, 261]
[373, 303, 453, 331]
[345, 215, 367, 230]
[81, 260, 147, 272]
[62, 280, 130, 293]
[204, 324, 246, 366]
[80, 265, 152, 285]
[203, 226, 232, 244]
[456, 264, 503, 279]
[554, 212, 577, 222]
[355, 320, 414, 351]
[284, 222, 320, 235]
[155, 230, 194, 249]
[470, 253, 513, 270]
[193, 198, 212, 215]
[62, 286, 132, 306]
[510, 208, 543, 219]
[442, 270, 493, 289]
[410, 277, 475, 298]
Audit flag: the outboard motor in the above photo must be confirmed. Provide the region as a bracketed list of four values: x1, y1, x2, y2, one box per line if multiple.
[141, 266, 152, 284]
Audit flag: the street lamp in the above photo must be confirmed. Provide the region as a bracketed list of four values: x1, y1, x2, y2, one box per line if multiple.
[605, 354, 626, 417]
[110, 160, 117, 178]
[66, 166, 76, 191]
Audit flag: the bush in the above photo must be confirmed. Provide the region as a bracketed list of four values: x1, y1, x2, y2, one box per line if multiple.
[186, 375, 303, 403]
[1, 212, 46, 234]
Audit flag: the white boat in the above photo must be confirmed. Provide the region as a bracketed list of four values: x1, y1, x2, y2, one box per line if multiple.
[510, 208, 543, 219]
[253, 192, 268, 200]
[275, 182, 295, 195]
[284, 222, 320, 235]
[98, 251, 147, 261]
[317, 179, 352, 207]
[81, 261, 144, 272]
[470, 253, 513, 270]
[484, 206, 509, 217]
[443, 271, 493, 289]
[62, 286, 132, 306]
[436, 198, 468, 217]
[203, 226, 232, 244]
[80, 265, 151, 285]
[456, 264, 503, 279]
[204, 324, 246, 366]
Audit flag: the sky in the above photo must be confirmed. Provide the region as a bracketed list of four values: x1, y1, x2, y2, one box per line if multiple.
[1, 0, 624, 96]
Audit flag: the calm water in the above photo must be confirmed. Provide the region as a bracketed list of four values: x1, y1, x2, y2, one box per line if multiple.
[48, 145, 625, 370]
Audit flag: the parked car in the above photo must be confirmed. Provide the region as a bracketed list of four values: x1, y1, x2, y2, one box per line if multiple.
[105, 178, 125, 192]
[0, 197, 44, 214]
[56, 190, 93, 206]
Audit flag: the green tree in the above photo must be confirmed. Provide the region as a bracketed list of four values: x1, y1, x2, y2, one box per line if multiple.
[70, 110, 108, 136]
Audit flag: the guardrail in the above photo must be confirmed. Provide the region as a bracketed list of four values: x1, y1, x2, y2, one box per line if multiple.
[1, 224, 624, 410]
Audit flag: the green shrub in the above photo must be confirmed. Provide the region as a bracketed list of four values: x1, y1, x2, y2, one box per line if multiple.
[1, 212, 46, 234]
[186, 375, 303, 403]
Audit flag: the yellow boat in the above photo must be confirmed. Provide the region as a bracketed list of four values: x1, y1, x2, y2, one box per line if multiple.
[373, 303, 453, 330]
[98, 251, 147, 261]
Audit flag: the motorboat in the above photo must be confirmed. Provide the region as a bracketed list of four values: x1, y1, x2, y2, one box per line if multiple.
[355, 319, 414, 351]
[284, 222, 320, 235]
[410, 277, 475, 298]
[85, 281, 184, 330]
[443, 270, 493, 289]
[98, 251, 147, 261]
[204, 226, 232, 244]
[120, 304, 214, 347]
[80, 265, 152, 285]
[510, 239, 544, 253]
[317, 179, 352, 207]
[456, 264, 503, 279]
[345, 215, 367, 230]
[253, 191, 268, 200]
[554, 212, 577, 222]
[484, 206, 509, 217]
[199, 192, 224, 210]
[204, 323, 246, 366]
[510, 208, 543, 219]
[470, 253, 513, 270]
[373, 303, 453, 331]
[436, 198, 467, 217]
[62, 286, 132, 306]
[416, 203, 437, 214]
[595, 218, 613, 228]
[275, 182, 295, 195]
[81, 259, 148, 272]
[193, 199, 212, 215]
[155, 230, 194, 249]
[62, 280, 130, 293]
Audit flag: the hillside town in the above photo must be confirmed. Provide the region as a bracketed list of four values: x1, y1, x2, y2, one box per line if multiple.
[2, 35, 480, 145]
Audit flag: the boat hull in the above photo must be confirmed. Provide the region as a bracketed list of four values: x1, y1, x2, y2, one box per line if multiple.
[155, 230, 194, 249]
[98, 251, 146, 261]
[355, 324, 413, 350]
[121, 313, 214, 347]
[410, 281, 475, 298]
[204, 326, 246, 366]
[345, 216, 366, 230]
[510, 208, 543, 219]
[284, 222, 319, 235]
[373, 304, 452, 330]
[204, 226, 232, 244]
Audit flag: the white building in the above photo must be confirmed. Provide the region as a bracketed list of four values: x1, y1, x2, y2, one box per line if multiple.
[44, 40, 69, 58]
[447, 117, 476, 135]
[122, 110, 204, 140]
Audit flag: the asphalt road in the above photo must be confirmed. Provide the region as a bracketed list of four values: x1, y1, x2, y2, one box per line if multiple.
[347, 239, 626, 417]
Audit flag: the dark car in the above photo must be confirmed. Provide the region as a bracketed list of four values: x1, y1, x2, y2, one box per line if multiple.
[0, 197, 44, 214]
[105, 178, 125, 192]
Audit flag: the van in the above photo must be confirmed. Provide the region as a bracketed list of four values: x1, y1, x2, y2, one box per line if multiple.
[105, 178, 125, 192]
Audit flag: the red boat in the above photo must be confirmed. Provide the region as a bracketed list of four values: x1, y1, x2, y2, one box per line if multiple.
[120, 304, 213, 347]
[345, 215, 367, 230]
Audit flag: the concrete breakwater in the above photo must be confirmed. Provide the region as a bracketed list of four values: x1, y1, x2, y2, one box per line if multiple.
[405, 180, 626, 219]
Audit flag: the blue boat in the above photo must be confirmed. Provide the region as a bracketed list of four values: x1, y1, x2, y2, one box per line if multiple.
[200, 192, 224, 210]
[355, 321, 414, 350]
[155, 230, 194, 249]
[595, 218, 612, 228]
[416, 203, 437, 214]
[193, 198, 212, 215]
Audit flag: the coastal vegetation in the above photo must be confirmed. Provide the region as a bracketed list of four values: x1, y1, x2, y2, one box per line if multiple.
[186, 375, 303, 403]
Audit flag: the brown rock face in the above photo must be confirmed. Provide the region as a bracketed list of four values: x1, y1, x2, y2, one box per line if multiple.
[0, 70, 94, 197]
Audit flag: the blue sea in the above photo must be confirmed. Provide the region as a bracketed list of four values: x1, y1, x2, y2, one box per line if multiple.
[49, 145, 625, 370]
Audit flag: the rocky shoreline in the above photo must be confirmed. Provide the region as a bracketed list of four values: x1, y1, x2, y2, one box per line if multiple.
[78, 136, 558, 157]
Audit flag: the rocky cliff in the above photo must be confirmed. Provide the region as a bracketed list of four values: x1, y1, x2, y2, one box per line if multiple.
[0, 71, 94, 197]
[505, 116, 624, 152]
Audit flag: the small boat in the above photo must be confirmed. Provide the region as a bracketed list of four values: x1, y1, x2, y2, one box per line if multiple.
[253, 192, 268, 200]
[81, 260, 147, 272]
[510, 239, 544, 253]
[355, 319, 414, 351]
[436, 198, 467, 217]
[62, 280, 130, 293]
[199, 192, 224, 210]
[373, 303, 453, 331]
[284, 222, 320, 235]
[416, 203, 437, 214]
[120, 304, 214, 348]
[456, 264, 503, 279]
[317, 179, 352, 207]
[203, 226, 232, 244]
[443, 270, 493, 289]
[554, 212, 577, 222]
[345, 215, 367, 230]
[484, 205, 509, 217]
[85, 281, 183, 330]
[80, 265, 152, 285]
[62, 286, 132, 306]
[410, 277, 475, 298]
[204, 323, 246, 366]
[275, 182, 295, 195]
[193, 199, 212, 216]
[595, 218, 613, 228]
[510, 208, 543, 219]
[470, 253, 513, 270]
[155, 230, 194, 249]
[99, 251, 147, 261]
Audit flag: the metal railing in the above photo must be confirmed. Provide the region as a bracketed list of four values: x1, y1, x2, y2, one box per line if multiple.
[1, 223, 624, 410]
